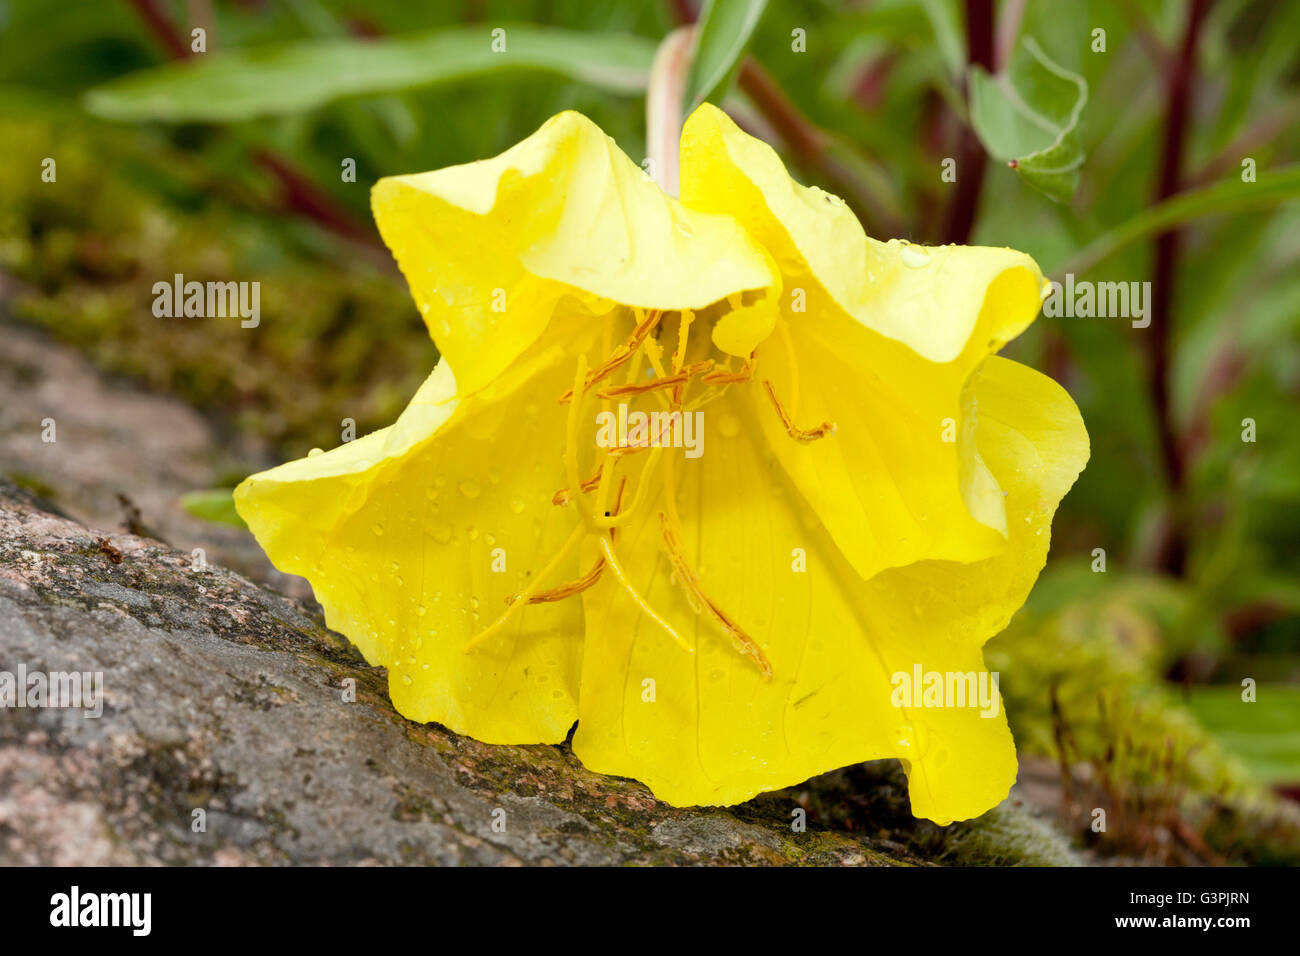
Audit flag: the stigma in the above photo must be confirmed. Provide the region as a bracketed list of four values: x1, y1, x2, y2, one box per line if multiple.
[464, 303, 837, 677]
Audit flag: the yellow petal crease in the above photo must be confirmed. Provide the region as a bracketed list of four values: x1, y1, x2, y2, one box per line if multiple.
[373, 109, 780, 399]
[681, 103, 1048, 580]
[235, 336, 595, 744]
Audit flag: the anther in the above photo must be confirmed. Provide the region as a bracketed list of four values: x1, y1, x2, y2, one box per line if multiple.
[658, 512, 773, 678]
[701, 351, 757, 385]
[552, 468, 602, 506]
[761, 380, 836, 444]
[596, 359, 714, 399]
[530, 480, 628, 605]
[559, 310, 662, 403]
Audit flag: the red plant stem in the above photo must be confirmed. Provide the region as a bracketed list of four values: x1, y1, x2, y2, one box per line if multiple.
[668, 0, 894, 236]
[125, 0, 379, 250]
[128, 0, 192, 60]
[1148, 0, 1211, 576]
[940, 0, 994, 245]
[251, 149, 375, 244]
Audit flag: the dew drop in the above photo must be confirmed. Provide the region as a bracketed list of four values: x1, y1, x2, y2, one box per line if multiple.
[900, 245, 931, 268]
[459, 479, 481, 499]
[509, 497, 526, 514]
[307, 447, 324, 457]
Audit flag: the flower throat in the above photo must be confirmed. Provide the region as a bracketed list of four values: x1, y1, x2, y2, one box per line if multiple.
[463, 305, 837, 677]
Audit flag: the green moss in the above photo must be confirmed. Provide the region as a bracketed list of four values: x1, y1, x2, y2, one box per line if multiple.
[5, 470, 58, 501]
[1, 114, 437, 459]
[940, 805, 1082, 867]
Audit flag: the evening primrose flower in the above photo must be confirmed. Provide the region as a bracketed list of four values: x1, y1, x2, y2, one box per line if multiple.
[234, 104, 1088, 824]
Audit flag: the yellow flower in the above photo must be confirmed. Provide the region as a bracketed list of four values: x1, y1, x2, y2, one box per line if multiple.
[234, 104, 1088, 824]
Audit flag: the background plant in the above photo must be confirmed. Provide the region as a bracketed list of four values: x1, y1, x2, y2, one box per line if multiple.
[2, 0, 1297, 864]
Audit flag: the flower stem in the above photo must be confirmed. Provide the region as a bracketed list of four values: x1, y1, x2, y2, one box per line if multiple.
[940, 0, 995, 245]
[646, 25, 697, 197]
[1146, 0, 1212, 577]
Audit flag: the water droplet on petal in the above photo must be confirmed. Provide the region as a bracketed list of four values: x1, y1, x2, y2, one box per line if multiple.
[900, 245, 931, 268]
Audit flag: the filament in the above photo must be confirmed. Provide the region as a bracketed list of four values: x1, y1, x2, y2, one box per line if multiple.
[761, 380, 836, 444]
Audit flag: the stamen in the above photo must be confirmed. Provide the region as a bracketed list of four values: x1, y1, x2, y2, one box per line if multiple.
[672, 309, 693, 373]
[702, 351, 757, 385]
[658, 512, 772, 678]
[761, 380, 836, 444]
[598, 533, 693, 654]
[526, 557, 605, 604]
[559, 309, 662, 403]
[530, 480, 627, 604]
[563, 354, 604, 535]
[463, 522, 587, 652]
[552, 469, 602, 506]
[596, 445, 663, 529]
[596, 359, 714, 399]
[607, 440, 652, 459]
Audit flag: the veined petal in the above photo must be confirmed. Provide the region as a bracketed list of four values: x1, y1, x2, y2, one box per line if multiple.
[681, 103, 1047, 579]
[867, 356, 1090, 643]
[234, 335, 595, 744]
[571, 369, 1081, 822]
[372, 110, 779, 399]
[680, 103, 1043, 363]
[863, 355, 1089, 821]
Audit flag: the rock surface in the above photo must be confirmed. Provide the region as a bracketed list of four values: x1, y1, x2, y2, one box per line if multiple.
[0, 477, 935, 865]
[0, 320, 1081, 866]
[0, 318, 304, 598]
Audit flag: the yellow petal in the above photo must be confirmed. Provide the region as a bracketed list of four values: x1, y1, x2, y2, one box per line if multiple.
[863, 355, 1089, 821]
[868, 355, 1091, 644]
[681, 103, 1042, 363]
[681, 103, 1047, 578]
[571, 362, 1083, 822]
[234, 336, 595, 744]
[372, 110, 779, 398]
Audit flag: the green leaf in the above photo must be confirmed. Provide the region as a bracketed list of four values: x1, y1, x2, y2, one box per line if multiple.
[180, 489, 247, 529]
[683, 0, 768, 115]
[969, 36, 1087, 202]
[917, 0, 964, 80]
[1052, 165, 1300, 276]
[84, 25, 655, 124]
[1185, 685, 1300, 785]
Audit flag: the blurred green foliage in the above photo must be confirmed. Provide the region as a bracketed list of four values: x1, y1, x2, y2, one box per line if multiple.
[1, 0, 1297, 861]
